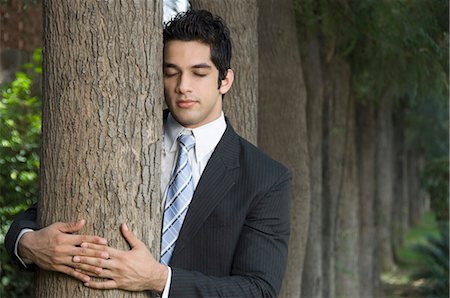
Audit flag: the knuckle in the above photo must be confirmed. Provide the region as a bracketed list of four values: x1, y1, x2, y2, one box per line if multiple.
[54, 234, 64, 245]
[50, 256, 59, 264]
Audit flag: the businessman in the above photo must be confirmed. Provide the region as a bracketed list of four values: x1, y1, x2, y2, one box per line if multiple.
[5, 9, 291, 297]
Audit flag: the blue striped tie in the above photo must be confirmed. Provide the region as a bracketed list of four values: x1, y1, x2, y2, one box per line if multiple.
[161, 133, 195, 265]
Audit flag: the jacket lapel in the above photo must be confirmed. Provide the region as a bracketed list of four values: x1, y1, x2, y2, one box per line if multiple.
[171, 122, 240, 257]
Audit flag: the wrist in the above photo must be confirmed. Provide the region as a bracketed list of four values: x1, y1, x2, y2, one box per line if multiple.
[154, 263, 169, 293]
[18, 231, 35, 262]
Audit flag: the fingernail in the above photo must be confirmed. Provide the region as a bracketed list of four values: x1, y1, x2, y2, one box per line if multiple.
[81, 242, 88, 248]
[84, 277, 90, 282]
[123, 223, 129, 231]
[101, 252, 109, 258]
[73, 256, 80, 262]
[84, 283, 89, 287]
[99, 238, 107, 245]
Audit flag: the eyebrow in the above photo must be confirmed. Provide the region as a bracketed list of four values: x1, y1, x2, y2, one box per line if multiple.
[163, 62, 212, 70]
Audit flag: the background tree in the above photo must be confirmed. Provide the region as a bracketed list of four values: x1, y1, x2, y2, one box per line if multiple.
[257, 0, 311, 296]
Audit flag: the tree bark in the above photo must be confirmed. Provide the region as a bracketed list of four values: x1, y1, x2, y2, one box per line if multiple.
[37, 1, 163, 297]
[190, 0, 258, 144]
[258, 0, 311, 296]
[375, 94, 395, 272]
[300, 33, 324, 298]
[356, 100, 377, 298]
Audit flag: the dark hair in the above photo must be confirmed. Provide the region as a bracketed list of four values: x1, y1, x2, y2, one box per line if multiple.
[163, 9, 232, 86]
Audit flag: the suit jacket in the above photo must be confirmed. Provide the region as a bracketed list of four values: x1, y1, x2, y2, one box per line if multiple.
[5, 117, 291, 297]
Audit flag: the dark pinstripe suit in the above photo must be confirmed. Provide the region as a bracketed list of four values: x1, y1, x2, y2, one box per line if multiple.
[5, 118, 291, 297]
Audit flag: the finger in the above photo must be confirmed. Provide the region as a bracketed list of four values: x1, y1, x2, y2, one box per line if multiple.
[79, 242, 117, 258]
[75, 268, 111, 278]
[56, 265, 91, 283]
[58, 219, 86, 234]
[73, 259, 104, 275]
[72, 255, 110, 269]
[72, 245, 109, 259]
[66, 234, 108, 246]
[121, 223, 142, 249]
[84, 279, 118, 290]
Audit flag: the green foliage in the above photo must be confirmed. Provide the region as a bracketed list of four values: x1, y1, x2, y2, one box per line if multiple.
[411, 223, 449, 298]
[0, 48, 41, 298]
[295, 0, 449, 104]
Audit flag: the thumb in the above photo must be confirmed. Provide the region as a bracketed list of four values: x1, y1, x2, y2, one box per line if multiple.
[58, 219, 86, 234]
[121, 223, 142, 249]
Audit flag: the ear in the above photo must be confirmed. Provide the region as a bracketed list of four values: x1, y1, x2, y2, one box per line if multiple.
[219, 69, 234, 95]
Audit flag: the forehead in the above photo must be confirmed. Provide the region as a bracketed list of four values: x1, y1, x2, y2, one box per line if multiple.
[163, 40, 213, 66]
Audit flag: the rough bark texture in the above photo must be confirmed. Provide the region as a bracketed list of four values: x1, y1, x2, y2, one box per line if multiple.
[375, 94, 395, 272]
[191, 0, 258, 144]
[300, 33, 324, 298]
[323, 59, 360, 297]
[37, 1, 163, 297]
[356, 101, 377, 298]
[258, 0, 311, 296]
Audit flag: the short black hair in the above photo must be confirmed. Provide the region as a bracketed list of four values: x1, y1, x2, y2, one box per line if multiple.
[163, 9, 232, 86]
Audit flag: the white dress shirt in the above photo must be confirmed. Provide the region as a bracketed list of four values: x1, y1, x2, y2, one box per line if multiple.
[160, 112, 226, 297]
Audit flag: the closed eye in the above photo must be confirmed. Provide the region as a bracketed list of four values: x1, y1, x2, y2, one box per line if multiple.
[164, 70, 179, 77]
[194, 72, 208, 77]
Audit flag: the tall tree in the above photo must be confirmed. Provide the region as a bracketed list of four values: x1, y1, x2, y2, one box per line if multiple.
[36, 1, 163, 296]
[300, 33, 325, 298]
[356, 100, 377, 298]
[322, 58, 360, 297]
[375, 94, 395, 272]
[258, 0, 311, 296]
[190, 0, 258, 144]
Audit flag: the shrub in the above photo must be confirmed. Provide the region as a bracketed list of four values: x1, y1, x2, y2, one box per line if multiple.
[0, 48, 41, 298]
[411, 223, 449, 298]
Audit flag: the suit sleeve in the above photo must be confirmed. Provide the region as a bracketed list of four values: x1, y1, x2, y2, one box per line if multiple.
[169, 170, 292, 297]
[4, 203, 40, 271]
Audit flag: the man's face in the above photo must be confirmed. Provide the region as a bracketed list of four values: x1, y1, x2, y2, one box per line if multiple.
[163, 40, 233, 128]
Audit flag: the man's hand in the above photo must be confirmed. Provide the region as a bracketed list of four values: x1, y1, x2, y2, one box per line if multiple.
[73, 223, 168, 293]
[19, 219, 109, 283]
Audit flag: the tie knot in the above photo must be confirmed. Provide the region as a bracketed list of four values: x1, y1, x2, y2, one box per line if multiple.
[178, 133, 195, 151]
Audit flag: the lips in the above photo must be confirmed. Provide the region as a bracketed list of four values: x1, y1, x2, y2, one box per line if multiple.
[176, 99, 197, 108]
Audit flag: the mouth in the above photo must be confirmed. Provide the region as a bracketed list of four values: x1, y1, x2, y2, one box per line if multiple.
[176, 99, 197, 109]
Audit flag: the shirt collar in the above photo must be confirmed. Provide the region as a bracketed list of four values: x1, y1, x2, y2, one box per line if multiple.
[164, 112, 227, 162]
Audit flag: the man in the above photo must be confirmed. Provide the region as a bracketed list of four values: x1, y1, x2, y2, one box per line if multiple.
[5, 9, 291, 297]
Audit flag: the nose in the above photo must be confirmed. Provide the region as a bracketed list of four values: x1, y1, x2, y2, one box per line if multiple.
[176, 73, 192, 94]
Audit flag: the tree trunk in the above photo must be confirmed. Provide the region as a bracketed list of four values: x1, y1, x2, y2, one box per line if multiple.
[356, 100, 377, 298]
[392, 104, 407, 259]
[322, 58, 360, 297]
[37, 1, 163, 297]
[375, 94, 395, 272]
[300, 33, 324, 298]
[257, 0, 311, 296]
[408, 151, 427, 226]
[190, 0, 258, 144]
